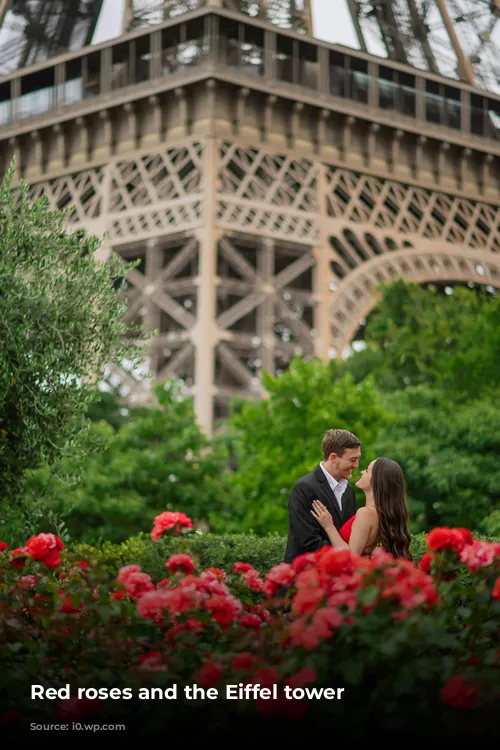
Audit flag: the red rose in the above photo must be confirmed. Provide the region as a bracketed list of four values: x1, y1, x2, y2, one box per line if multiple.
[151, 511, 193, 541]
[285, 667, 317, 689]
[166, 554, 196, 575]
[26, 533, 64, 561]
[18, 575, 36, 590]
[311, 606, 343, 638]
[460, 540, 498, 572]
[9, 548, 28, 568]
[117, 564, 142, 583]
[124, 572, 155, 600]
[418, 551, 435, 573]
[243, 568, 265, 592]
[316, 548, 354, 577]
[292, 586, 326, 616]
[137, 651, 165, 673]
[43, 549, 61, 568]
[1, 709, 21, 725]
[294, 568, 321, 590]
[25, 537, 49, 560]
[0, 541, 8, 552]
[232, 652, 253, 671]
[291, 552, 317, 573]
[266, 563, 295, 586]
[204, 567, 226, 581]
[136, 589, 171, 621]
[198, 659, 222, 688]
[205, 594, 243, 627]
[288, 617, 322, 651]
[251, 667, 280, 689]
[233, 561, 254, 573]
[427, 527, 471, 552]
[440, 675, 478, 710]
[492, 577, 500, 601]
[239, 613, 262, 628]
[59, 592, 84, 614]
[455, 529, 473, 546]
[55, 695, 100, 720]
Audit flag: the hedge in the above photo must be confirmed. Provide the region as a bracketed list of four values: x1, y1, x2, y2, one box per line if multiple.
[70, 530, 499, 586]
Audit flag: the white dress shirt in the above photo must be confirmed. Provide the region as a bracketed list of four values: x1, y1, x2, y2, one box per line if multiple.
[319, 462, 348, 512]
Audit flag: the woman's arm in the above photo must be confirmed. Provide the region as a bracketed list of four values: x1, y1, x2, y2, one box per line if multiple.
[311, 500, 348, 549]
[311, 501, 375, 555]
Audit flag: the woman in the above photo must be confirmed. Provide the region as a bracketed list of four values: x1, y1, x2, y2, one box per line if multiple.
[311, 457, 412, 560]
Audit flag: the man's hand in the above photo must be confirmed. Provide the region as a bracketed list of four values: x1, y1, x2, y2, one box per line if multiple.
[311, 499, 334, 531]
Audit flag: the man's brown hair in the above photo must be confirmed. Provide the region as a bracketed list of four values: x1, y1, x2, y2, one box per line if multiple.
[322, 429, 361, 461]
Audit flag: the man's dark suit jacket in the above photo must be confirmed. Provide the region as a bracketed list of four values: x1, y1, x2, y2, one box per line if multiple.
[284, 464, 357, 563]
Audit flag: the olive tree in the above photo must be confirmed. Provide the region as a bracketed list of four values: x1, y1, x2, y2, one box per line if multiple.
[0, 164, 144, 505]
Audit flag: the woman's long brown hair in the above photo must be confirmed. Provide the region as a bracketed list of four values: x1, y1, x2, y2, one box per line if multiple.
[371, 457, 412, 560]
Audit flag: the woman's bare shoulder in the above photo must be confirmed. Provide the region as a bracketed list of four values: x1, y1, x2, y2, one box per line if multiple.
[355, 506, 378, 522]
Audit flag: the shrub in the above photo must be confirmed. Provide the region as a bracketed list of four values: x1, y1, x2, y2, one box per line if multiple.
[68, 530, 498, 586]
[1, 524, 499, 742]
[70, 531, 288, 581]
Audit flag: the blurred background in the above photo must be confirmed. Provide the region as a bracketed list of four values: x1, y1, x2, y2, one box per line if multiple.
[1, 1, 499, 547]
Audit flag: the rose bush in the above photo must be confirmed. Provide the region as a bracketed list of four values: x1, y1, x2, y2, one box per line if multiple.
[0, 515, 499, 742]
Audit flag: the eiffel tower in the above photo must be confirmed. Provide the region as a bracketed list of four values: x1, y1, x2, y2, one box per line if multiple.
[1, 0, 499, 433]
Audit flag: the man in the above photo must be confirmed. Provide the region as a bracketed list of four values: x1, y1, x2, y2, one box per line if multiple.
[284, 429, 361, 563]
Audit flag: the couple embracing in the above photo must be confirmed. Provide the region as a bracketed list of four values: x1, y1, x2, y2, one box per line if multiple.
[284, 429, 412, 563]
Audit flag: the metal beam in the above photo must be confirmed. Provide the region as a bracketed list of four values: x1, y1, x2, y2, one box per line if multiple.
[303, 0, 314, 37]
[433, 0, 476, 86]
[405, 0, 439, 74]
[0, 0, 10, 29]
[122, 0, 134, 33]
[346, 0, 368, 52]
[376, 1, 409, 65]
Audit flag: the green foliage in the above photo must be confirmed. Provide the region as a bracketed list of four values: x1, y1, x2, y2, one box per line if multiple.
[68, 530, 500, 588]
[17, 380, 229, 545]
[71, 531, 288, 580]
[481, 508, 500, 538]
[86, 388, 144, 431]
[374, 387, 500, 531]
[345, 280, 500, 399]
[213, 358, 388, 535]
[0, 163, 143, 504]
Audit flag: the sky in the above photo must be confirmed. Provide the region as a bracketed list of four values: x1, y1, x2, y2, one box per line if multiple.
[92, 0, 361, 48]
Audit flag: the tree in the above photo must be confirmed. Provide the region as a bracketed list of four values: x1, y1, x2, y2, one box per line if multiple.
[374, 386, 500, 532]
[213, 357, 388, 536]
[19, 381, 229, 545]
[344, 280, 500, 399]
[0, 164, 142, 505]
[86, 387, 145, 432]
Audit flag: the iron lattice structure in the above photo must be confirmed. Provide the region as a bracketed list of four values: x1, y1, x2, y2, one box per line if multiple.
[0, 0, 104, 73]
[124, 1, 312, 33]
[1, 2, 500, 432]
[349, 1, 500, 94]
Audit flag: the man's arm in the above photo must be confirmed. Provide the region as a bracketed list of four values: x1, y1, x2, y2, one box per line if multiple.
[288, 483, 330, 553]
